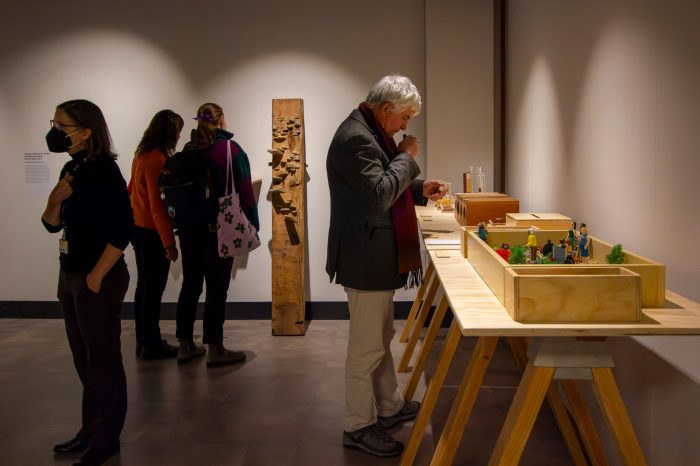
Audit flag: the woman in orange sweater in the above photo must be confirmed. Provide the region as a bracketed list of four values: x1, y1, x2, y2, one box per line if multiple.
[129, 110, 183, 359]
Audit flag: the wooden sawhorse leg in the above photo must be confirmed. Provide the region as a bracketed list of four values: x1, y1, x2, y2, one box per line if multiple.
[591, 367, 647, 466]
[399, 320, 462, 466]
[561, 379, 609, 466]
[488, 361, 556, 466]
[429, 336, 499, 466]
[488, 338, 648, 466]
[400, 261, 435, 343]
[398, 275, 440, 373]
[508, 337, 589, 466]
[403, 295, 450, 401]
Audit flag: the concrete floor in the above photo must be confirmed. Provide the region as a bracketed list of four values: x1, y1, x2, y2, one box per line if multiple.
[0, 318, 574, 466]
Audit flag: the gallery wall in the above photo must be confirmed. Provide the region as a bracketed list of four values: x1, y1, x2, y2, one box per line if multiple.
[425, 0, 494, 194]
[506, 1, 700, 463]
[0, 0, 436, 304]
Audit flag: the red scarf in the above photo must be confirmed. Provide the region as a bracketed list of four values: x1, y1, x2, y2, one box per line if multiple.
[358, 103, 422, 287]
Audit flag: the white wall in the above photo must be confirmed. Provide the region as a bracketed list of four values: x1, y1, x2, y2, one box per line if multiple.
[506, 1, 700, 464]
[0, 0, 426, 303]
[425, 0, 494, 191]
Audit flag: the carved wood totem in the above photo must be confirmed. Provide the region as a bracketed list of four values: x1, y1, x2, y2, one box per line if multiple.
[270, 99, 306, 335]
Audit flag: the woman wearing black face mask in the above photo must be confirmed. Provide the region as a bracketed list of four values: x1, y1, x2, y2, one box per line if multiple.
[41, 99, 134, 466]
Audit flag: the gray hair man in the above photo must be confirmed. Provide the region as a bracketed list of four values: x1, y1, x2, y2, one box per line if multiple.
[326, 75, 444, 457]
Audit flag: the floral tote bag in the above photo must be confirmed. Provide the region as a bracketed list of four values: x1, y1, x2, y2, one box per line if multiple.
[216, 142, 261, 258]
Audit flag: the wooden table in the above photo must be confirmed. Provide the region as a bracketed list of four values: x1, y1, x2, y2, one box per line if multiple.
[400, 249, 700, 466]
[398, 207, 462, 369]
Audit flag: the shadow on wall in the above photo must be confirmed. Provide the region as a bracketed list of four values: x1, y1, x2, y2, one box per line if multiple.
[506, 3, 672, 264]
[507, 2, 611, 212]
[608, 336, 700, 464]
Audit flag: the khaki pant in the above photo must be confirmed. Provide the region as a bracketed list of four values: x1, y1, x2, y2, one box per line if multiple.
[344, 287, 404, 432]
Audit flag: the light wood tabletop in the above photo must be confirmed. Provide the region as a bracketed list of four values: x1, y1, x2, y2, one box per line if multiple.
[429, 249, 700, 336]
[416, 205, 462, 249]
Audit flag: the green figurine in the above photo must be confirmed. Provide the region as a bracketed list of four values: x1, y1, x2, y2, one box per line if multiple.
[579, 223, 590, 263]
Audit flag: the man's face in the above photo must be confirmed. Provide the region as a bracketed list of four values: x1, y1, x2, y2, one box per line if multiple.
[377, 103, 416, 136]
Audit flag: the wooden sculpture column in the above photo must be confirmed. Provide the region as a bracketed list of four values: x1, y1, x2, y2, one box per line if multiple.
[269, 99, 306, 335]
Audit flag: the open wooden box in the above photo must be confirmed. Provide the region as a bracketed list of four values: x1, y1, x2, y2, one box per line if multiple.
[504, 266, 641, 323]
[465, 229, 665, 315]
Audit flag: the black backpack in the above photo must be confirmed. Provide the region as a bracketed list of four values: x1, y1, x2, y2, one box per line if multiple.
[158, 149, 217, 228]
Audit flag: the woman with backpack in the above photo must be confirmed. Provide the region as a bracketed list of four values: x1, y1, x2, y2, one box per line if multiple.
[42, 99, 133, 466]
[175, 102, 260, 367]
[128, 110, 184, 360]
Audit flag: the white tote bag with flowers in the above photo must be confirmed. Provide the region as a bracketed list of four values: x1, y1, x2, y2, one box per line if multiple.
[216, 142, 260, 258]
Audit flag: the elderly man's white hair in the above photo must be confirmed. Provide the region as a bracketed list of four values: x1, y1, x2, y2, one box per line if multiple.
[365, 75, 422, 115]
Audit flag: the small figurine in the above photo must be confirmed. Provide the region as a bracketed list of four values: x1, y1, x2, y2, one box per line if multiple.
[568, 221, 578, 256]
[541, 239, 554, 258]
[496, 242, 510, 262]
[565, 254, 576, 264]
[526, 228, 538, 262]
[534, 250, 554, 264]
[477, 222, 488, 242]
[553, 239, 567, 263]
[579, 223, 590, 263]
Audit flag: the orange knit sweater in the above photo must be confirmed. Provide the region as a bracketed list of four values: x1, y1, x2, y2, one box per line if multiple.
[128, 149, 176, 248]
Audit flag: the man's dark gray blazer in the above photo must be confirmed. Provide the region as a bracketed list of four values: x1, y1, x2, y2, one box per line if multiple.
[326, 109, 427, 291]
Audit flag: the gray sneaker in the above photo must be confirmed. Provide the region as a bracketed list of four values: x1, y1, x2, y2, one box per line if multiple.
[342, 424, 404, 457]
[377, 400, 421, 430]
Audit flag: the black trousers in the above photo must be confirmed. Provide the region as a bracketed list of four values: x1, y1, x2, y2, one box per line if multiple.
[57, 265, 129, 451]
[131, 226, 170, 348]
[176, 227, 233, 344]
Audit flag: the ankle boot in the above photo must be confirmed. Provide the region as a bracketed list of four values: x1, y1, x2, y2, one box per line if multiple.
[206, 343, 246, 367]
[177, 339, 205, 365]
[141, 339, 178, 360]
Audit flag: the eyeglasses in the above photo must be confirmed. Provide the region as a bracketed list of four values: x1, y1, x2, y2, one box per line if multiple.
[50, 120, 81, 132]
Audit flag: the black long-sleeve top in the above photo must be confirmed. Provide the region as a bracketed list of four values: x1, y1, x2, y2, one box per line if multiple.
[42, 150, 134, 274]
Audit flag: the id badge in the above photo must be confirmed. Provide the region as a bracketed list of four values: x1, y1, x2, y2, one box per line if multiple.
[59, 238, 69, 254]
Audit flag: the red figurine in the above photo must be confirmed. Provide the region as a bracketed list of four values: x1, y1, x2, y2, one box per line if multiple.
[496, 243, 511, 262]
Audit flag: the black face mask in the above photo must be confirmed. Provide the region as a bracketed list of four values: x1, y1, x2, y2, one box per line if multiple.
[46, 126, 80, 153]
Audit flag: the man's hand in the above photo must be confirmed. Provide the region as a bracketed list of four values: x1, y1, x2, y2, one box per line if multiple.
[398, 135, 420, 158]
[423, 180, 445, 201]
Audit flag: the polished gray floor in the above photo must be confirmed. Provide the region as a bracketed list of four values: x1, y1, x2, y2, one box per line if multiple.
[0, 318, 573, 466]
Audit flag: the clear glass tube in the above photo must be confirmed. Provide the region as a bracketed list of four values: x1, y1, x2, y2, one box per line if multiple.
[475, 167, 484, 192]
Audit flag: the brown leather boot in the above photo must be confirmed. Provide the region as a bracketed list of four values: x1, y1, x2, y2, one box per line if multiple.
[206, 343, 246, 367]
[177, 339, 206, 365]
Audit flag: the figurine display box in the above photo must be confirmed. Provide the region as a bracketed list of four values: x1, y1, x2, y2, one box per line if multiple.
[465, 229, 665, 323]
[454, 193, 519, 226]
